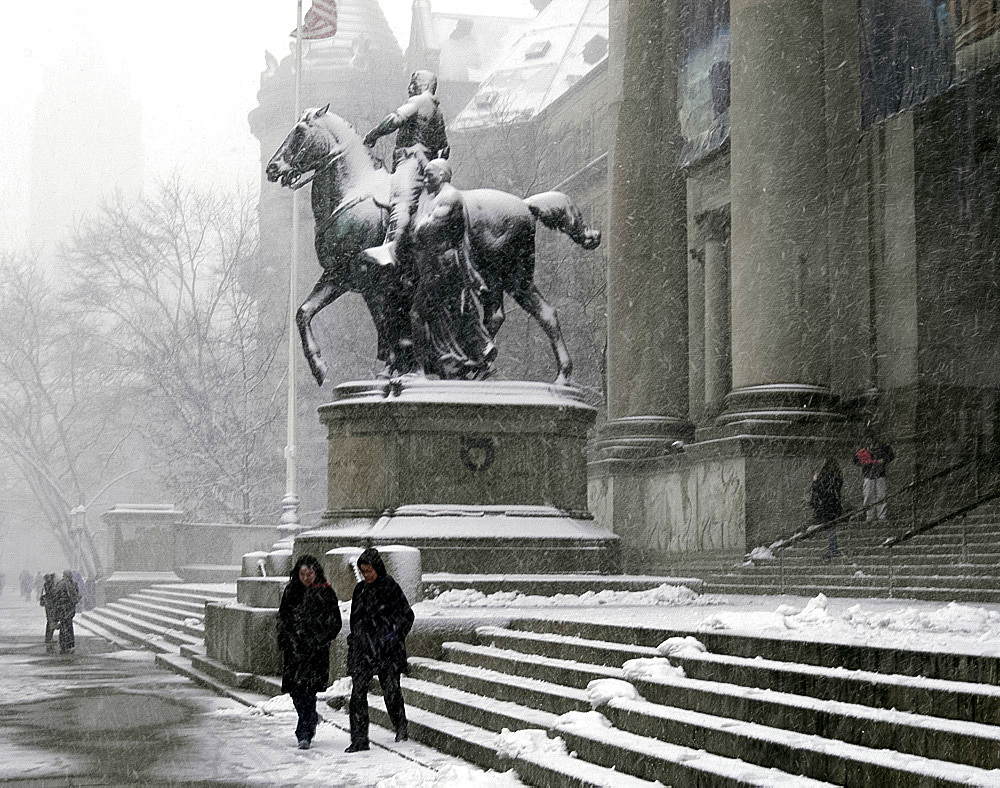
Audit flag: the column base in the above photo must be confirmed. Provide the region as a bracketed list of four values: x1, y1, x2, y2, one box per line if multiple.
[715, 384, 844, 435]
[591, 416, 694, 461]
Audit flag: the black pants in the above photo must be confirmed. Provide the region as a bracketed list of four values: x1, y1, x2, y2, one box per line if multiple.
[58, 616, 75, 653]
[45, 618, 58, 643]
[290, 686, 319, 743]
[349, 669, 406, 745]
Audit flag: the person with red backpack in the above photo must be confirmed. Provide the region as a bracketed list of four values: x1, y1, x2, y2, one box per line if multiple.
[853, 429, 895, 521]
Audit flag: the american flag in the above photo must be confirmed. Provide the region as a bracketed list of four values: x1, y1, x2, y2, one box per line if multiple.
[292, 0, 338, 40]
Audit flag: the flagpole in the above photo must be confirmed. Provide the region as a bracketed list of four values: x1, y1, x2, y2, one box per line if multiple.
[280, 0, 305, 534]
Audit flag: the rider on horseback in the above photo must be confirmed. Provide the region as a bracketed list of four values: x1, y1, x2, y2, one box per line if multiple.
[361, 69, 449, 269]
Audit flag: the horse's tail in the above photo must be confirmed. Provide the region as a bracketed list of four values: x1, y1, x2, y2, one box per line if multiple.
[523, 191, 602, 250]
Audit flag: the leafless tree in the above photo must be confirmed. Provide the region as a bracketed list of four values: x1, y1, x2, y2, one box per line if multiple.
[0, 251, 137, 575]
[66, 178, 286, 523]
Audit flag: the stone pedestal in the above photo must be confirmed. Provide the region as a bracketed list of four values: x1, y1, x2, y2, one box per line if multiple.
[99, 504, 184, 602]
[292, 379, 620, 574]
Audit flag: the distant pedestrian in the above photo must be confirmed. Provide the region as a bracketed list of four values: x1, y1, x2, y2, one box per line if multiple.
[853, 429, 895, 521]
[20, 569, 32, 601]
[811, 458, 844, 560]
[40, 573, 59, 646]
[52, 570, 80, 654]
[33, 572, 43, 601]
[277, 555, 342, 751]
[345, 547, 414, 753]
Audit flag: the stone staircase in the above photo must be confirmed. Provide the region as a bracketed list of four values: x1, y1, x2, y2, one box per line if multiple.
[656, 514, 1000, 602]
[73, 583, 272, 704]
[372, 618, 1000, 786]
[74, 581, 1000, 785]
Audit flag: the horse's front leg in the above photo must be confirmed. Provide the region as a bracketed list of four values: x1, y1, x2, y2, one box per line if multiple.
[296, 274, 348, 386]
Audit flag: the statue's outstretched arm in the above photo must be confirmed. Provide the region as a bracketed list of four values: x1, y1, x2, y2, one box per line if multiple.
[363, 112, 403, 147]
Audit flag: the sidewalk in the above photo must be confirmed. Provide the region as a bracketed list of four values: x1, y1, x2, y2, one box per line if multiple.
[0, 593, 522, 787]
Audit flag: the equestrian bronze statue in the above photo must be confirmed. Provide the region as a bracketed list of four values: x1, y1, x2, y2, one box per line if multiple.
[265, 104, 601, 386]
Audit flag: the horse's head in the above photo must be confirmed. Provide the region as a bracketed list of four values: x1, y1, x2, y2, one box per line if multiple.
[266, 104, 338, 188]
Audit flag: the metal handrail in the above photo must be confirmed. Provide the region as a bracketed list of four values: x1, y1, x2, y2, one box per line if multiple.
[882, 487, 1000, 548]
[763, 454, 982, 556]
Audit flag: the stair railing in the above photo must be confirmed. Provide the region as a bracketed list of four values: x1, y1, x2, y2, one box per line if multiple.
[880, 488, 1000, 596]
[765, 454, 980, 556]
[753, 447, 998, 596]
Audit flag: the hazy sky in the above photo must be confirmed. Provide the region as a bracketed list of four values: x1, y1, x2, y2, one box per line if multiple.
[0, 0, 535, 246]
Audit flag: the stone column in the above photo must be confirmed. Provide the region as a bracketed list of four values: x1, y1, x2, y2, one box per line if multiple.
[700, 211, 731, 416]
[601, 0, 691, 457]
[721, 0, 839, 427]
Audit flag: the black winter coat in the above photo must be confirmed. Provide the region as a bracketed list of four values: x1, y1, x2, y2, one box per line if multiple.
[811, 468, 844, 523]
[51, 577, 79, 620]
[277, 582, 342, 693]
[347, 574, 414, 677]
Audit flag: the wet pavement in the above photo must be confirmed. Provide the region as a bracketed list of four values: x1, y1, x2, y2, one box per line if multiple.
[0, 596, 483, 786]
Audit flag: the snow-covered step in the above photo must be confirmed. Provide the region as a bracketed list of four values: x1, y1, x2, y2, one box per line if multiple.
[409, 656, 590, 716]
[83, 606, 202, 648]
[506, 619, 1000, 683]
[143, 584, 236, 604]
[131, 591, 208, 614]
[441, 641, 1000, 769]
[402, 674, 559, 733]
[155, 653, 270, 707]
[105, 601, 204, 637]
[73, 613, 137, 650]
[75, 609, 181, 654]
[370, 688, 828, 787]
[484, 626, 1000, 724]
[423, 573, 703, 598]
[119, 595, 206, 620]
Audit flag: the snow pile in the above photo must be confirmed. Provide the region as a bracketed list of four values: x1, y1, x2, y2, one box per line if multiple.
[424, 584, 705, 609]
[183, 618, 201, 627]
[656, 635, 707, 657]
[495, 728, 567, 760]
[376, 764, 523, 787]
[553, 710, 613, 734]
[696, 594, 1000, 654]
[843, 601, 1000, 636]
[585, 678, 642, 708]
[747, 546, 775, 562]
[622, 658, 686, 683]
[318, 676, 352, 699]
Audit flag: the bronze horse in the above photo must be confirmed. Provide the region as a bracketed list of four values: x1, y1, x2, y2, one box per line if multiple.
[266, 105, 601, 386]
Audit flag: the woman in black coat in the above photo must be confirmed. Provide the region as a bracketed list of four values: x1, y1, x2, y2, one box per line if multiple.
[345, 547, 414, 752]
[811, 457, 844, 560]
[277, 554, 342, 750]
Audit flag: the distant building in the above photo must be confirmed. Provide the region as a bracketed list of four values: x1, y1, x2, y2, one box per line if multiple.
[593, 0, 1000, 566]
[29, 42, 143, 248]
[405, 0, 535, 122]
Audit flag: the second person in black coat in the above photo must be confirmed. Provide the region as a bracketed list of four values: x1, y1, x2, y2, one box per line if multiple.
[345, 547, 414, 752]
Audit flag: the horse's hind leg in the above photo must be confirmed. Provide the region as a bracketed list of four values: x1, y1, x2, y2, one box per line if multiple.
[481, 287, 506, 338]
[297, 273, 348, 386]
[511, 282, 573, 386]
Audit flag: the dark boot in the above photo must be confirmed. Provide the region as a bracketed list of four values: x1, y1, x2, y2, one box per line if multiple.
[395, 723, 408, 742]
[345, 740, 369, 753]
